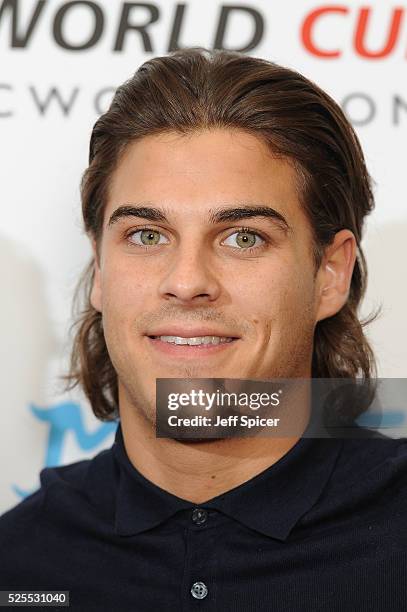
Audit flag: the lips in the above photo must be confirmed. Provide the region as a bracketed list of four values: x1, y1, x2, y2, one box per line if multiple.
[153, 335, 234, 346]
[146, 327, 240, 339]
[146, 334, 239, 357]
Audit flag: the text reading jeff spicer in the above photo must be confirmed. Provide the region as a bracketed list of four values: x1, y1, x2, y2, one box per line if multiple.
[165, 388, 282, 428]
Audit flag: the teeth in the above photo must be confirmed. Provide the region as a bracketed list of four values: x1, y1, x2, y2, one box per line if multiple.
[156, 335, 234, 346]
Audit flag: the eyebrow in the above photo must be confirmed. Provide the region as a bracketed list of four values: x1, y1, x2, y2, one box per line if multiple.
[107, 204, 291, 232]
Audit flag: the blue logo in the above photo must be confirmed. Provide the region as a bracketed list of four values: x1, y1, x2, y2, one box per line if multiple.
[13, 402, 118, 499]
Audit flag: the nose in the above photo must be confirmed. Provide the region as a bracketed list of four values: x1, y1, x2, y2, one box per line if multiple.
[158, 241, 222, 304]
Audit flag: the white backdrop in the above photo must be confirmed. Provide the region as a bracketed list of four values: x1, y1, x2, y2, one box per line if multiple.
[1, 0, 406, 513]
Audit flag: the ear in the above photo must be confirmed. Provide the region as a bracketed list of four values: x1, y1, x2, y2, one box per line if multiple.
[315, 229, 357, 322]
[89, 237, 102, 313]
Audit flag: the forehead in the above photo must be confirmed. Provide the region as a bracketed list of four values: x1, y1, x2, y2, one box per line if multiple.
[105, 128, 307, 229]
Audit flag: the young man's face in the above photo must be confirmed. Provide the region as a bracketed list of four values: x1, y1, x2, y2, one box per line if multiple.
[91, 129, 349, 422]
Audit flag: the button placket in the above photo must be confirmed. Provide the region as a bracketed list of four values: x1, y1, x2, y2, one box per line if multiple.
[181, 508, 217, 607]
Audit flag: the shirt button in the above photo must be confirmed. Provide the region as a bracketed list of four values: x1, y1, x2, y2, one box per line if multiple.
[191, 508, 208, 525]
[190, 581, 208, 600]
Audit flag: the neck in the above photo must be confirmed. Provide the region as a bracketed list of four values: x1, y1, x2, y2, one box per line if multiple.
[118, 384, 310, 504]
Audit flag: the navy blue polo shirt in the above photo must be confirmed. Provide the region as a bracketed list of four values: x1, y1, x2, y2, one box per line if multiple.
[0, 422, 406, 611]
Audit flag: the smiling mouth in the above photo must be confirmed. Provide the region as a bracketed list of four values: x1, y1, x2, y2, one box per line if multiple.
[148, 335, 238, 346]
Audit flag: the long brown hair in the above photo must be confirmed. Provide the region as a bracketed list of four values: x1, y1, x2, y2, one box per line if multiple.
[63, 47, 377, 421]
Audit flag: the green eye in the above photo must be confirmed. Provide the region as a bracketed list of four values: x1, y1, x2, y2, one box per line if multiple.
[223, 230, 263, 249]
[129, 228, 168, 246]
[140, 229, 160, 245]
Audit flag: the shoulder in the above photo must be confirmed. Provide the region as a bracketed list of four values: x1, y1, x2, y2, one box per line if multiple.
[336, 433, 407, 481]
[0, 447, 115, 543]
[299, 435, 407, 557]
[319, 434, 407, 513]
[0, 456, 92, 533]
[0, 459, 86, 584]
[0, 448, 116, 585]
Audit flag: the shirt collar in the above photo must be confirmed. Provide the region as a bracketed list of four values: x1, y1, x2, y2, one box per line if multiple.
[112, 422, 342, 541]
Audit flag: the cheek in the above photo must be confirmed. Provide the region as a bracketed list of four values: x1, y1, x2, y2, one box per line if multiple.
[101, 258, 147, 315]
[100, 265, 146, 365]
[238, 264, 313, 317]
[237, 266, 317, 349]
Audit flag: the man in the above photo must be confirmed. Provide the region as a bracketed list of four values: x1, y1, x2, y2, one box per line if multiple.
[0, 48, 406, 611]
